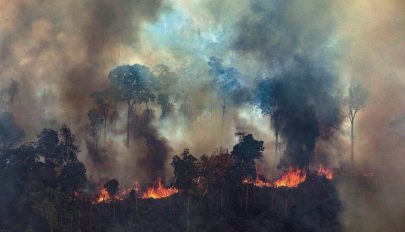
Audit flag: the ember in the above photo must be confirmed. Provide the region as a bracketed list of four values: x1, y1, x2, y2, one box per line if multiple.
[317, 165, 334, 180]
[242, 177, 272, 188]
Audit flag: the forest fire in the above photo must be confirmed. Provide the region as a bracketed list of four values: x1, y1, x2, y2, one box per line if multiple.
[317, 165, 334, 180]
[94, 188, 111, 204]
[92, 179, 178, 203]
[274, 167, 307, 188]
[142, 178, 179, 199]
[242, 177, 272, 188]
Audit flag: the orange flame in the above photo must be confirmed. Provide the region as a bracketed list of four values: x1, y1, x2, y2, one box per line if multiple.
[317, 165, 334, 180]
[242, 177, 272, 188]
[274, 167, 306, 188]
[94, 188, 111, 204]
[142, 178, 178, 199]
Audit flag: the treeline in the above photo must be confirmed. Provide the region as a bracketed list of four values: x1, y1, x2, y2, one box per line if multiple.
[0, 120, 341, 231]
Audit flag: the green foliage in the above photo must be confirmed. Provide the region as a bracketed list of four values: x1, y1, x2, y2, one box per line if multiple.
[0, 125, 87, 231]
[172, 149, 199, 195]
[231, 134, 264, 179]
[108, 64, 156, 105]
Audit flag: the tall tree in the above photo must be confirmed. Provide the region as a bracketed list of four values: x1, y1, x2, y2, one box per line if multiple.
[171, 149, 199, 232]
[91, 86, 120, 144]
[88, 109, 103, 152]
[208, 56, 242, 147]
[157, 94, 174, 119]
[256, 78, 283, 176]
[104, 178, 119, 219]
[231, 134, 264, 211]
[108, 64, 155, 146]
[347, 83, 367, 168]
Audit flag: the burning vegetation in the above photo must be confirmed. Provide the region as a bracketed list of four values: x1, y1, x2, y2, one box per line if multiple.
[0, 0, 384, 230]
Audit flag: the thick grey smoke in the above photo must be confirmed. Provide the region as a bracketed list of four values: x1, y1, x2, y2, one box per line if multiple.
[233, 0, 343, 167]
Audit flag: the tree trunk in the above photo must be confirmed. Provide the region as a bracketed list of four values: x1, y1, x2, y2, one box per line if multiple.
[126, 101, 131, 146]
[245, 184, 249, 212]
[104, 117, 107, 145]
[187, 197, 190, 232]
[285, 197, 288, 217]
[113, 200, 116, 220]
[273, 129, 279, 178]
[351, 118, 354, 168]
[220, 189, 224, 208]
[135, 193, 138, 216]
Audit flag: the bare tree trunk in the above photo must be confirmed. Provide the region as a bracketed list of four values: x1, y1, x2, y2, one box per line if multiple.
[285, 197, 288, 217]
[187, 197, 190, 232]
[221, 189, 224, 208]
[113, 200, 116, 220]
[351, 119, 354, 168]
[245, 184, 249, 212]
[273, 130, 279, 178]
[104, 117, 107, 145]
[135, 193, 138, 216]
[126, 101, 131, 146]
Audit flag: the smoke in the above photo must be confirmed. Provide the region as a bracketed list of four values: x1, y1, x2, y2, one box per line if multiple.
[233, 0, 343, 167]
[2, 1, 405, 230]
[0, 0, 165, 135]
[334, 0, 405, 231]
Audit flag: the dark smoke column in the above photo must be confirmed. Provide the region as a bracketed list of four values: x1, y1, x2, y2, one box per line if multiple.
[255, 58, 342, 168]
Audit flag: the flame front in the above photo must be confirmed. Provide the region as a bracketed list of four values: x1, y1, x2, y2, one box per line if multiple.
[142, 178, 178, 199]
[242, 178, 272, 188]
[317, 165, 334, 180]
[94, 188, 110, 203]
[274, 167, 306, 188]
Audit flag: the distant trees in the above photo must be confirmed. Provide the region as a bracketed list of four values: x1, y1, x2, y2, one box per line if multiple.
[108, 64, 156, 146]
[347, 83, 368, 168]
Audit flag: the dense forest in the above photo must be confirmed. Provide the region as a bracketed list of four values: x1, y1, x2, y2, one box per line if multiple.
[0, 63, 367, 231]
[1, 0, 404, 231]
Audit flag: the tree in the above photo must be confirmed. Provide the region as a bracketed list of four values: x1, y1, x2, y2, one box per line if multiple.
[59, 161, 87, 194]
[0, 112, 25, 149]
[88, 109, 103, 152]
[91, 86, 120, 144]
[108, 64, 156, 146]
[138, 88, 155, 124]
[208, 56, 242, 147]
[172, 149, 199, 195]
[104, 178, 119, 219]
[200, 152, 233, 210]
[256, 78, 283, 176]
[157, 94, 174, 119]
[231, 134, 264, 211]
[347, 83, 367, 168]
[171, 149, 199, 232]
